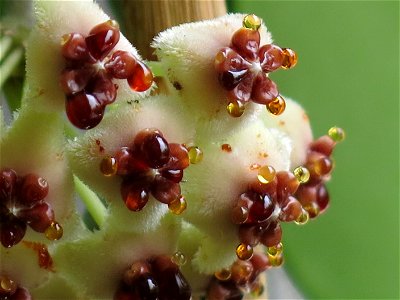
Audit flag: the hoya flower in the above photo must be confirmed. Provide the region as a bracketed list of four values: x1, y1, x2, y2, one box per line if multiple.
[67, 94, 195, 233]
[181, 120, 292, 273]
[0, 107, 80, 298]
[25, 0, 154, 129]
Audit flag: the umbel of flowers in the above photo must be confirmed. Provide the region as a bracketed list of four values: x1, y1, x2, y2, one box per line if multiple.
[0, 1, 344, 299]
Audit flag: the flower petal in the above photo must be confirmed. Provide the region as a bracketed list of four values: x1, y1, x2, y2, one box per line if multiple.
[261, 97, 313, 168]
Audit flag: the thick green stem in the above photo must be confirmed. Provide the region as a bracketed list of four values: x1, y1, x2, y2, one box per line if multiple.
[73, 176, 107, 228]
[0, 47, 23, 88]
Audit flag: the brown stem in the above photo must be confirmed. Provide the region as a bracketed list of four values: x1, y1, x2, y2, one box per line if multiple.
[122, 0, 227, 60]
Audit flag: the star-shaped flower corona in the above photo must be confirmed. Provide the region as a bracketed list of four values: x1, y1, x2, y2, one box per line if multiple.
[215, 14, 298, 118]
[25, 0, 154, 129]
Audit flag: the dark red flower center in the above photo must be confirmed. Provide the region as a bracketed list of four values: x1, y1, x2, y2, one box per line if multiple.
[230, 132, 338, 262]
[60, 20, 154, 130]
[114, 255, 191, 300]
[215, 15, 298, 117]
[99, 128, 190, 213]
[0, 168, 63, 248]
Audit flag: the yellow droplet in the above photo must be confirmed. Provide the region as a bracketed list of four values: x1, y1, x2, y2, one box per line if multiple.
[236, 243, 253, 261]
[268, 252, 284, 267]
[294, 209, 309, 225]
[187, 147, 203, 164]
[61, 33, 71, 46]
[171, 251, 187, 266]
[257, 165, 276, 184]
[242, 14, 262, 31]
[100, 156, 118, 177]
[214, 268, 231, 281]
[266, 95, 286, 116]
[267, 242, 283, 257]
[281, 48, 298, 69]
[215, 51, 226, 65]
[293, 166, 310, 184]
[168, 195, 187, 215]
[227, 100, 245, 118]
[328, 126, 345, 142]
[0, 275, 17, 294]
[45, 222, 63, 241]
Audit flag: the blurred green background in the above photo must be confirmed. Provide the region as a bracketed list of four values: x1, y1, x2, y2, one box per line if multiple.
[229, 1, 399, 299]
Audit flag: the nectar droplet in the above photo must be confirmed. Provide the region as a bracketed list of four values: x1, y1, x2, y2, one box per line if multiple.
[268, 252, 284, 267]
[236, 243, 253, 261]
[281, 48, 298, 69]
[266, 95, 286, 116]
[267, 242, 283, 257]
[293, 166, 310, 184]
[100, 156, 118, 176]
[294, 209, 309, 225]
[0, 275, 17, 295]
[257, 165, 276, 184]
[242, 14, 262, 31]
[214, 268, 231, 281]
[45, 222, 63, 241]
[227, 100, 245, 118]
[328, 126, 345, 142]
[187, 146, 203, 164]
[250, 280, 264, 297]
[171, 251, 187, 266]
[168, 195, 187, 215]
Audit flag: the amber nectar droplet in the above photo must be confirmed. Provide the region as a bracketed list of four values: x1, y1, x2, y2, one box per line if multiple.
[188, 147, 203, 164]
[45, 222, 63, 241]
[100, 156, 118, 176]
[267, 242, 283, 257]
[0, 275, 17, 294]
[171, 251, 187, 266]
[214, 268, 232, 281]
[168, 195, 187, 215]
[294, 209, 309, 225]
[242, 14, 262, 31]
[61, 33, 71, 46]
[257, 165, 276, 184]
[293, 166, 310, 184]
[328, 126, 345, 142]
[281, 48, 298, 69]
[236, 243, 253, 260]
[227, 100, 245, 118]
[267, 95, 286, 116]
[268, 253, 284, 267]
[251, 280, 265, 297]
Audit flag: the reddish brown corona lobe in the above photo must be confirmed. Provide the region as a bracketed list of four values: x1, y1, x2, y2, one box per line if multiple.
[215, 15, 297, 117]
[114, 255, 191, 300]
[0, 169, 62, 248]
[60, 20, 153, 129]
[99, 129, 190, 213]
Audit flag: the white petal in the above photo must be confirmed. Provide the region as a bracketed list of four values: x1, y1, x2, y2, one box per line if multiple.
[261, 97, 313, 168]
